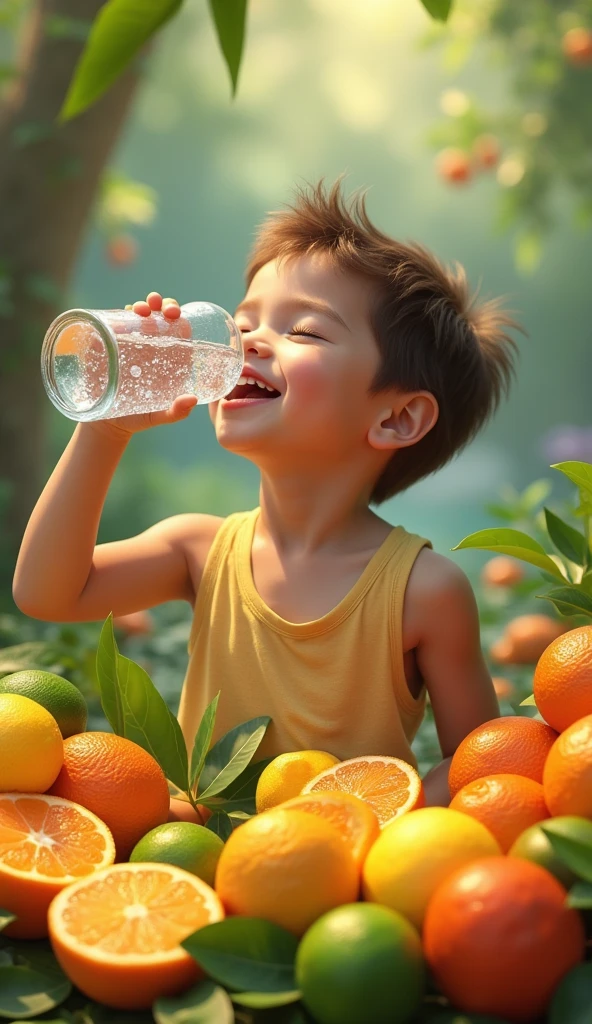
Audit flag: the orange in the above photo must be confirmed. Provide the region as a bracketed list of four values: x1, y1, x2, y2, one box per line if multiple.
[448, 716, 557, 796]
[0, 793, 115, 939]
[214, 808, 359, 936]
[301, 755, 424, 828]
[563, 27, 592, 66]
[423, 857, 585, 1022]
[492, 676, 515, 701]
[533, 625, 592, 732]
[480, 555, 523, 587]
[449, 774, 549, 852]
[490, 614, 566, 665]
[48, 862, 224, 1010]
[48, 732, 170, 861]
[435, 148, 472, 184]
[276, 792, 380, 867]
[543, 714, 592, 818]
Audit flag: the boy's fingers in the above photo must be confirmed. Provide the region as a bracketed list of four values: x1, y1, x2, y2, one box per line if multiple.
[146, 291, 162, 311]
[132, 300, 151, 316]
[162, 298, 181, 321]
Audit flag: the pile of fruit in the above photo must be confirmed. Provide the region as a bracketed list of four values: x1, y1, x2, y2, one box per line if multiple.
[0, 623, 592, 1024]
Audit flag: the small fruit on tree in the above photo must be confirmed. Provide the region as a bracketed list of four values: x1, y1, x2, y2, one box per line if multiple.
[562, 27, 592, 66]
[472, 133, 500, 170]
[106, 233, 138, 266]
[435, 148, 472, 185]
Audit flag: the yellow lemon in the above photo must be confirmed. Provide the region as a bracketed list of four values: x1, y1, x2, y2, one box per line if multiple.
[362, 805, 501, 930]
[255, 750, 340, 812]
[0, 693, 63, 792]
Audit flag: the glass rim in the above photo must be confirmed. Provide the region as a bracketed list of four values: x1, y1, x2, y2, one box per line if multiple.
[40, 309, 119, 421]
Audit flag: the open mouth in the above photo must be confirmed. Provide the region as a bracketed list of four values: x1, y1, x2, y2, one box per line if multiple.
[223, 375, 281, 404]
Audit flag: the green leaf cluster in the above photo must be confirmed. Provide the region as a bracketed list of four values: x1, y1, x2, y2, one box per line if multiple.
[95, 615, 271, 837]
[540, 822, 592, 910]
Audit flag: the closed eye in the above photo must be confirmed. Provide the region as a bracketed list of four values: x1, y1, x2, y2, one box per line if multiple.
[289, 325, 326, 341]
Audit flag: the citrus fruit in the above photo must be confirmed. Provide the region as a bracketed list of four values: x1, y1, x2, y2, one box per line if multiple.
[48, 732, 170, 860]
[449, 774, 549, 852]
[214, 808, 359, 936]
[301, 755, 424, 828]
[563, 27, 592, 65]
[480, 556, 523, 587]
[423, 857, 585, 1022]
[508, 815, 592, 888]
[490, 614, 565, 665]
[548, 962, 592, 1024]
[0, 693, 63, 792]
[543, 713, 592, 818]
[295, 903, 425, 1024]
[492, 677, 515, 701]
[533, 625, 592, 732]
[255, 749, 340, 812]
[129, 821, 224, 887]
[0, 792, 115, 939]
[48, 862, 224, 1009]
[0, 670, 87, 738]
[362, 806, 500, 930]
[448, 716, 557, 796]
[277, 792, 379, 868]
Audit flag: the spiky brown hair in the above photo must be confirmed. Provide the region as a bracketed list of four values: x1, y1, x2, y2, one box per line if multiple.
[246, 179, 521, 503]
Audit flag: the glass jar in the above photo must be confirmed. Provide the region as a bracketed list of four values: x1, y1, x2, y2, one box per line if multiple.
[41, 301, 243, 421]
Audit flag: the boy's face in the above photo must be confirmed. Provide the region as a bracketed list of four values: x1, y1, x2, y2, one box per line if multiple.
[209, 252, 399, 471]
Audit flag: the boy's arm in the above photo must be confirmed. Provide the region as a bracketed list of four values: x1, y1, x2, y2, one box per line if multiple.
[407, 551, 500, 807]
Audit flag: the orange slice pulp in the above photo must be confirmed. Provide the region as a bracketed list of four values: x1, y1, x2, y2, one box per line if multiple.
[301, 755, 425, 828]
[48, 862, 225, 1010]
[0, 793, 115, 938]
[278, 791, 380, 866]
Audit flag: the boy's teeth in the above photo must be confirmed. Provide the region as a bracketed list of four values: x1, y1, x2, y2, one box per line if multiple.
[236, 375, 276, 392]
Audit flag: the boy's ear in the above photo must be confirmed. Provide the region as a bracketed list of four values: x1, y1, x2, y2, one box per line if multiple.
[367, 391, 439, 451]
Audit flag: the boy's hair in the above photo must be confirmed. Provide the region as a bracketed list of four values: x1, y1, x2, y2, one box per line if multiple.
[246, 179, 520, 505]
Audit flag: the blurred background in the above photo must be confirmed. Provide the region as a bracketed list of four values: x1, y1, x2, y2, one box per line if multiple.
[1, 0, 592, 767]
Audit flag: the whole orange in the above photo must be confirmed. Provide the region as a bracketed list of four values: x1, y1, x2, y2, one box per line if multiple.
[214, 808, 359, 936]
[449, 774, 549, 852]
[448, 716, 557, 796]
[490, 614, 566, 665]
[423, 857, 585, 1022]
[543, 714, 592, 818]
[480, 555, 523, 587]
[533, 625, 592, 732]
[48, 732, 170, 860]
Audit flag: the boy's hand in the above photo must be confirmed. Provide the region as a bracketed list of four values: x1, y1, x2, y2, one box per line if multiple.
[87, 291, 197, 442]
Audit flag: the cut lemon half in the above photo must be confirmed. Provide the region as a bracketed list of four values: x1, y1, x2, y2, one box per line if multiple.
[301, 755, 425, 828]
[48, 862, 225, 1010]
[0, 792, 115, 939]
[277, 791, 380, 866]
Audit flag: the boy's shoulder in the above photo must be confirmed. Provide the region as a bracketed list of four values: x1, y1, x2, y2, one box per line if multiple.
[404, 545, 477, 641]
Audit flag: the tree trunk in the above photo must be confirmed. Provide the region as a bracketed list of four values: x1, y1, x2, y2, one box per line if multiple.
[0, 0, 141, 599]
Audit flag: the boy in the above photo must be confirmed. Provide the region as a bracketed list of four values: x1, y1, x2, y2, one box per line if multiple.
[13, 180, 519, 807]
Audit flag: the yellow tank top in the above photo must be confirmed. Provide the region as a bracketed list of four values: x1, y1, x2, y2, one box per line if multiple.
[177, 508, 432, 766]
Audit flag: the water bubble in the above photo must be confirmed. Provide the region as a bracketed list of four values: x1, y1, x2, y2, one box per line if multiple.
[130, 365, 142, 378]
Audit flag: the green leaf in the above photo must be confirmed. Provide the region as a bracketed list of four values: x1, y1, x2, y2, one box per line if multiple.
[419, 0, 454, 21]
[0, 642, 62, 674]
[205, 811, 234, 842]
[0, 911, 15, 932]
[95, 615, 125, 735]
[190, 692, 220, 792]
[566, 881, 592, 909]
[519, 478, 552, 513]
[117, 653, 188, 792]
[484, 503, 516, 523]
[198, 717, 271, 801]
[0, 965, 71, 1019]
[540, 825, 592, 883]
[519, 694, 537, 706]
[544, 509, 588, 567]
[552, 462, 592, 505]
[211, 756, 274, 815]
[231, 990, 301, 1009]
[452, 529, 566, 580]
[207, 0, 247, 96]
[182, 917, 298, 994]
[59, 0, 183, 122]
[153, 979, 234, 1023]
[539, 587, 592, 619]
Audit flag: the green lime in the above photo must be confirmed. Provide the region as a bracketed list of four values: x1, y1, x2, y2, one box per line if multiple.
[129, 822, 224, 887]
[0, 670, 87, 738]
[548, 962, 592, 1024]
[508, 816, 592, 888]
[295, 902, 425, 1024]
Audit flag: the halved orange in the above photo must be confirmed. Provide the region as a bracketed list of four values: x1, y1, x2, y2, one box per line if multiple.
[301, 755, 425, 828]
[277, 791, 380, 866]
[0, 793, 115, 939]
[48, 862, 225, 1010]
